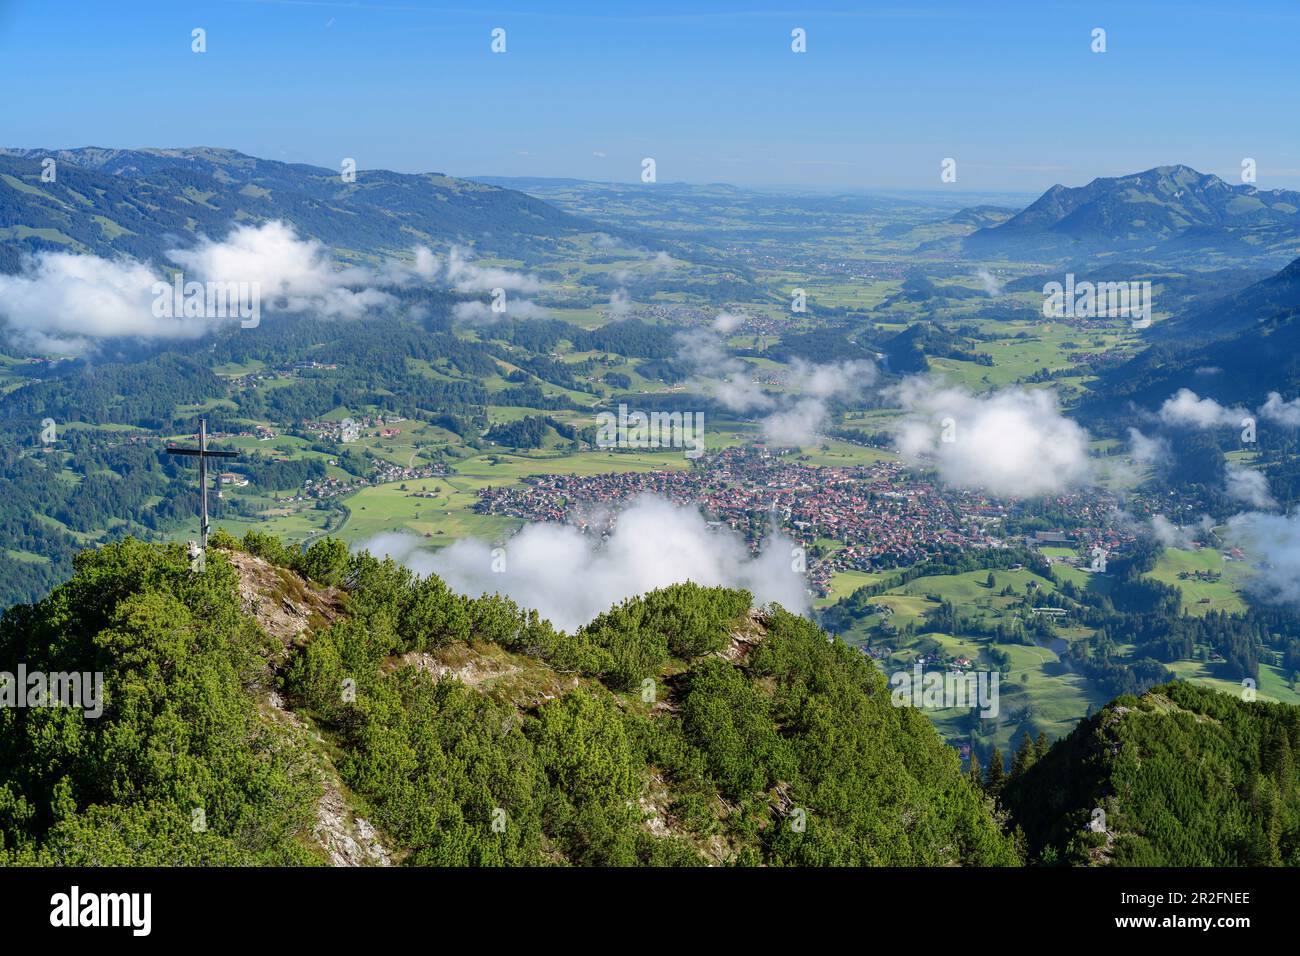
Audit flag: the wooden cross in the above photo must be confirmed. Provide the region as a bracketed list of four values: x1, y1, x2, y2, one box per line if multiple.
[165, 418, 238, 551]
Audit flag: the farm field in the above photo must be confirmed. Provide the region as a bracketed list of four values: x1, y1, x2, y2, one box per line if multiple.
[1146, 547, 1248, 615]
[813, 568, 889, 608]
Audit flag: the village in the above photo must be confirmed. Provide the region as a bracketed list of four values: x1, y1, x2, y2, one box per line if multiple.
[472, 446, 1132, 598]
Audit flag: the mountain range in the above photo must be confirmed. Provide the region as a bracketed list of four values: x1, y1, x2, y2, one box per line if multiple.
[8, 151, 1297, 277]
[968, 165, 1300, 266]
[0, 146, 604, 272]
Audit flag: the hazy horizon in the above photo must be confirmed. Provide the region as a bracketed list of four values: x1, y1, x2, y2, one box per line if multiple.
[4, 0, 1300, 191]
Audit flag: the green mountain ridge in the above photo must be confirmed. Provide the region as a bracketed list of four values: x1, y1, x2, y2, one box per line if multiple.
[0, 533, 1017, 866]
[1155, 254, 1300, 341]
[1002, 682, 1300, 866]
[0, 145, 609, 271]
[1078, 254, 1300, 420]
[3, 532, 1295, 867]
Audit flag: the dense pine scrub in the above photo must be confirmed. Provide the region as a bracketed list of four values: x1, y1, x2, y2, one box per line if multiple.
[0, 533, 1016, 866]
[0, 538, 320, 864]
[1001, 682, 1300, 866]
[6, 534, 1295, 867]
[287, 540, 1017, 865]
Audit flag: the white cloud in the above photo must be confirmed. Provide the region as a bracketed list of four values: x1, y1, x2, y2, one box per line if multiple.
[0, 220, 472, 353]
[606, 287, 632, 319]
[754, 359, 879, 446]
[1127, 427, 1170, 466]
[0, 223, 554, 354]
[171, 220, 397, 320]
[712, 311, 747, 334]
[1260, 391, 1300, 427]
[0, 251, 181, 354]
[675, 325, 771, 413]
[789, 358, 877, 400]
[1149, 514, 1213, 549]
[760, 397, 828, 447]
[1158, 388, 1248, 429]
[892, 378, 1093, 497]
[1226, 511, 1300, 606]
[975, 268, 1003, 296]
[359, 495, 808, 633]
[452, 298, 550, 325]
[676, 322, 877, 446]
[409, 245, 440, 281]
[1225, 464, 1277, 509]
[713, 375, 775, 413]
[436, 246, 543, 294]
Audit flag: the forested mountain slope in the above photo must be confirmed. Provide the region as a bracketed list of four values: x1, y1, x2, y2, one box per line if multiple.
[1077, 257, 1300, 422]
[5, 534, 1298, 867]
[0, 146, 603, 269]
[1152, 254, 1300, 342]
[1002, 683, 1300, 866]
[0, 534, 1016, 866]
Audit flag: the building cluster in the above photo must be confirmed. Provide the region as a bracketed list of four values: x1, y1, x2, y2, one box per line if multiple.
[300, 415, 407, 442]
[474, 447, 1130, 597]
[289, 458, 448, 503]
[229, 361, 340, 392]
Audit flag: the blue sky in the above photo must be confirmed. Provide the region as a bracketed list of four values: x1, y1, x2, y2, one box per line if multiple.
[3, 0, 1299, 192]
